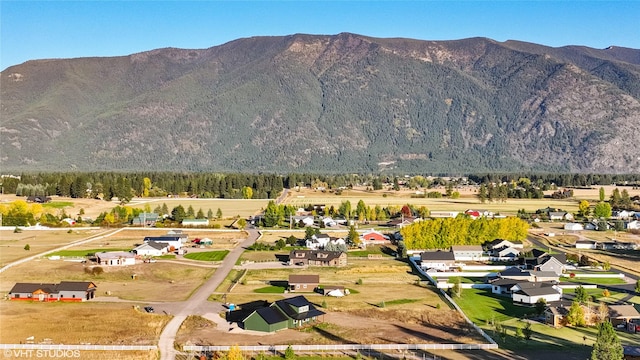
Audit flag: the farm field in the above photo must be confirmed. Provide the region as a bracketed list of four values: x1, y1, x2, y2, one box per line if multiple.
[0, 229, 105, 267]
[0, 260, 215, 302]
[0, 301, 170, 345]
[128, 198, 270, 218]
[281, 188, 584, 216]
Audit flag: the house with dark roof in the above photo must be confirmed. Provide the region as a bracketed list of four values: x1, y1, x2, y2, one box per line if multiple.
[289, 250, 347, 267]
[511, 282, 561, 304]
[420, 251, 456, 271]
[242, 295, 325, 332]
[288, 274, 320, 292]
[9, 281, 96, 302]
[144, 236, 184, 250]
[545, 303, 570, 328]
[131, 213, 159, 227]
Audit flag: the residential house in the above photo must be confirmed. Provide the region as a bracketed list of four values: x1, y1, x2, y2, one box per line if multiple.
[498, 267, 534, 282]
[564, 223, 584, 231]
[495, 247, 521, 258]
[321, 217, 337, 227]
[534, 256, 565, 276]
[292, 216, 315, 227]
[289, 250, 347, 267]
[549, 211, 573, 221]
[609, 305, 640, 327]
[9, 281, 96, 302]
[96, 251, 136, 266]
[386, 217, 419, 228]
[486, 239, 524, 251]
[511, 282, 561, 304]
[628, 220, 640, 230]
[144, 236, 184, 251]
[450, 245, 484, 260]
[490, 278, 519, 296]
[288, 274, 320, 292]
[133, 241, 168, 257]
[430, 211, 460, 218]
[182, 219, 209, 227]
[243, 295, 325, 332]
[545, 303, 570, 328]
[575, 240, 597, 250]
[131, 213, 159, 227]
[360, 229, 390, 246]
[420, 251, 456, 271]
[306, 234, 331, 250]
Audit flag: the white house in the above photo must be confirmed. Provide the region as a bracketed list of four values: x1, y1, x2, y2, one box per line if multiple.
[321, 217, 337, 227]
[133, 242, 168, 257]
[575, 240, 597, 249]
[293, 216, 315, 227]
[627, 220, 640, 230]
[96, 251, 136, 266]
[495, 247, 521, 258]
[487, 239, 524, 250]
[511, 282, 561, 304]
[182, 219, 209, 227]
[564, 223, 584, 231]
[450, 245, 484, 260]
[420, 251, 456, 271]
[143, 236, 184, 250]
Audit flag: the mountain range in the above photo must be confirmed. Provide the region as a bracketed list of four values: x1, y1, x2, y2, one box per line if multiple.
[1, 33, 639, 174]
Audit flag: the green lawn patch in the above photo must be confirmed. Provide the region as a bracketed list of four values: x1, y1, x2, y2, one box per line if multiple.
[155, 254, 176, 259]
[254, 286, 286, 293]
[564, 277, 625, 285]
[42, 201, 74, 209]
[49, 248, 130, 257]
[184, 250, 229, 261]
[455, 288, 535, 324]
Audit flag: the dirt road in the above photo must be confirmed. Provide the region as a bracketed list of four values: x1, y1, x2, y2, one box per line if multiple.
[158, 227, 261, 360]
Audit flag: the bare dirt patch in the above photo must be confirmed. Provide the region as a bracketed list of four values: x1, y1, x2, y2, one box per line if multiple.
[177, 307, 483, 347]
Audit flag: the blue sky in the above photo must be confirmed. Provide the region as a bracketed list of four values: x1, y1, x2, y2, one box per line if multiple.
[1, 1, 639, 70]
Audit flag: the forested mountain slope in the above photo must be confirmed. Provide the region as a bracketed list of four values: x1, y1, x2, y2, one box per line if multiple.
[2, 33, 639, 173]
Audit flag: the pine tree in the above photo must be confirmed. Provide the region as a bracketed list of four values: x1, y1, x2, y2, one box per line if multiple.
[590, 321, 623, 360]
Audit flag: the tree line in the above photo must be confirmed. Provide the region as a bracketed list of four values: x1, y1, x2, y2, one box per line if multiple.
[400, 217, 529, 250]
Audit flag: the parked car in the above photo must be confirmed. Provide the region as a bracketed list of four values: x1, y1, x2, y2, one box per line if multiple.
[144, 306, 154, 313]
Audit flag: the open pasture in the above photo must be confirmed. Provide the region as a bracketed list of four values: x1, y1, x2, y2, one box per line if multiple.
[0, 229, 103, 267]
[282, 188, 582, 215]
[129, 198, 269, 218]
[0, 259, 214, 302]
[0, 301, 170, 345]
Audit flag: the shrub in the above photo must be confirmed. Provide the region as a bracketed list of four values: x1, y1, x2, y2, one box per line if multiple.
[356, 278, 363, 285]
[23, 244, 30, 251]
[92, 267, 104, 276]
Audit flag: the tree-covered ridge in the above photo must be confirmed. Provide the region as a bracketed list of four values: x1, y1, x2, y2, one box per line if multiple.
[400, 217, 529, 250]
[2, 34, 639, 173]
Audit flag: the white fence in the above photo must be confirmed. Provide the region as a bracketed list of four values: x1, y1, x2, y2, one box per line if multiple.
[184, 343, 497, 352]
[0, 344, 156, 351]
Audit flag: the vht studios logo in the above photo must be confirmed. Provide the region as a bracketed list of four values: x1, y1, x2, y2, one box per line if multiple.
[3, 349, 81, 358]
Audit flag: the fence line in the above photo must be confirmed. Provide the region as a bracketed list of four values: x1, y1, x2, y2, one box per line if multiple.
[408, 257, 497, 346]
[184, 343, 498, 352]
[0, 344, 156, 351]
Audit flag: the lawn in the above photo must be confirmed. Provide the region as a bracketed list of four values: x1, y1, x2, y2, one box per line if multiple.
[42, 201, 75, 209]
[564, 277, 626, 285]
[455, 288, 535, 324]
[254, 285, 286, 293]
[184, 250, 229, 261]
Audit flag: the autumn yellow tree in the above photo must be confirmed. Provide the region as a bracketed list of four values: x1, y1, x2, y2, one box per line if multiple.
[226, 345, 243, 360]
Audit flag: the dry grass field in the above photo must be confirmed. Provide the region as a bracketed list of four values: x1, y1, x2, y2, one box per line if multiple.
[0, 301, 170, 345]
[129, 198, 270, 218]
[61, 228, 246, 251]
[182, 258, 482, 348]
[0, 260, 215, 301]
[0, 229, 104, 267]
[282, 188, 584, 215]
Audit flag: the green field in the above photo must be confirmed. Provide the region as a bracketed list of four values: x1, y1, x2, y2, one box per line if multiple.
[254, 285, 286, 293]
[565, 277, 626, 285]
[42, 201, 74, 209]
[48, 248, 130, 257]
[455, 288, 534, 324]
[184, 250, 229, 261]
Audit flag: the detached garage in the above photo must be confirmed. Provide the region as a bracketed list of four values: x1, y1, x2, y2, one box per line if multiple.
[243, 307, 288, 332]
